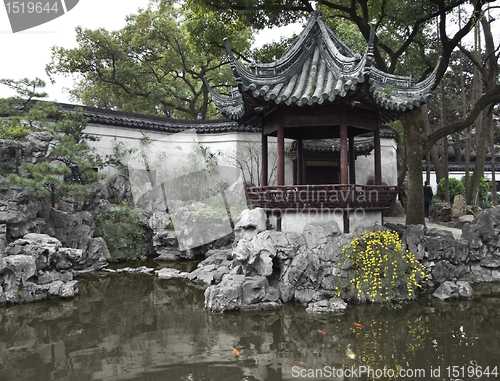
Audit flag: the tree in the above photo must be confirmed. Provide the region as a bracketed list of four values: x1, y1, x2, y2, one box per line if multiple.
[46, 4, 253, 119]
[459, 15, 499, 205]
[1, 78, 104, 207]
[190, 0, 500, 224]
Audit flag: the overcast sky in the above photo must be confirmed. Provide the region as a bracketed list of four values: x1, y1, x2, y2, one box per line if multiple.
[0, 1, 302, 104]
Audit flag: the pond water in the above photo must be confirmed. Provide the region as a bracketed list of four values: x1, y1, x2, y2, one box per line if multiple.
[1, 263, 499, 381]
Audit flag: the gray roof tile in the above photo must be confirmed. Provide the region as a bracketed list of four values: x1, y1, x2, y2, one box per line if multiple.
[206, 10, 440, 124]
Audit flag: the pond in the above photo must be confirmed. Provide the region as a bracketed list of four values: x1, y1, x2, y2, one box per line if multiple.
[1, 262, 499, 381]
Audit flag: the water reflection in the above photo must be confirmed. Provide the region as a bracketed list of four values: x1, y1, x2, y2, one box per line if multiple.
[0, 270, 499, 381]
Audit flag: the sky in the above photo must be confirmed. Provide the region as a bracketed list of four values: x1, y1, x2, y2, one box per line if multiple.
[0, 0, 302, 104]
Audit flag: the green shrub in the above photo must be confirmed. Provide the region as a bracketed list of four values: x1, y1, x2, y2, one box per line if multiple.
[95, 202, 147, 260]
[0, 144, 17, 176]
[461, 174, 490, 203]
[437, 177, 465, 202]
[335, 230, 428, 305]
[0, 123, 32, 140]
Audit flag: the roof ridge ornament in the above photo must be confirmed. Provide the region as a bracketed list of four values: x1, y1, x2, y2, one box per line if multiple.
[365, 22, 376, 70]
[223, 37, 235, 62]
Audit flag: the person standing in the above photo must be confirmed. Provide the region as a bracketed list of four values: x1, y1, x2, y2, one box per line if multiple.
[423, 181, 433, 219]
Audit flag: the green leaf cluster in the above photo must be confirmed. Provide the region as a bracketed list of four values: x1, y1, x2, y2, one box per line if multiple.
[437, 177, 465, 202]
[461, 175, 490, 204]
[46, 4, 252, 119]
[95, 202, 148, 261]
[1, 78, 105, 206]
[0, 124, 32, 140]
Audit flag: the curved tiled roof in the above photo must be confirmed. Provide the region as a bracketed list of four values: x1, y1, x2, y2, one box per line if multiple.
[59, 103, 259, 133]
[206, 10, 440, 124]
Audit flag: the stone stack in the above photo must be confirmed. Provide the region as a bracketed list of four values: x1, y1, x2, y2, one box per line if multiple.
[0, 233, 110, 305]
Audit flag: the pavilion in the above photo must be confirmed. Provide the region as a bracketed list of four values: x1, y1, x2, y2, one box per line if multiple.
[205, 10, 439, 233]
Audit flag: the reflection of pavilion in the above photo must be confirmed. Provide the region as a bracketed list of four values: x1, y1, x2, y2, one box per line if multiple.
[205, 10, 439, 233]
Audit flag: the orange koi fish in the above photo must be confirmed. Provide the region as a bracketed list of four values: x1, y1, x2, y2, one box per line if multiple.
[354, 323, 364, 329]
[232, 347, 240, 355]
[316, 329, 327, 335]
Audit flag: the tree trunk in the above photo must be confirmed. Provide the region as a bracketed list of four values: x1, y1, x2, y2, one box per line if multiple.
[491, 121, 498, 206]
[426, 152, 431, 184]
[440, 83, 450, 203]
[469, 111, 491, 205]
[443, 137, 450, 203]
[402, 108, 425, 225]
[422, 104, 444, 182]
[466, 23, 482, 204]
[453, 134, 462, 161]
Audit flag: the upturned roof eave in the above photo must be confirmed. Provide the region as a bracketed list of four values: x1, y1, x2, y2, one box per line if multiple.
[210, 11, 439, 121]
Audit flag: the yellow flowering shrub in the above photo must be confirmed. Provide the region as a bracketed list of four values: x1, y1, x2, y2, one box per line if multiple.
[335, 229, 428, 304]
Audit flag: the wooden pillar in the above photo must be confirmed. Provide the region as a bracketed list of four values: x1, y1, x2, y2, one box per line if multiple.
[340, 105, 348, 185]
[277, 120, 285, 232]
[340, 104, 349, 233]
[348, 133, 356, 184]
[374, 126, 382, 185]
[277, 121, 285, 187]
[261, 132, 268, 186]
[297, 139, 304, 185]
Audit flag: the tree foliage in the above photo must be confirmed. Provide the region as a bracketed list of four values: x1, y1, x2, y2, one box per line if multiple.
[1, 78, 104, 207]
[46, 4, 253, 119]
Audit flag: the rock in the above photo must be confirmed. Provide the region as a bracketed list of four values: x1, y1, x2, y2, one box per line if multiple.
[23, 131, 54, 162]
[153, 229, 177, 248]
[57, 195, 84, 213]
[232, 232, 277, 276]
[185, 250, 232, 284]
[293, 288, 325, 305]
[48, 210, 95, 250]
[480, 256, 500, 269]
[107, 174, 132, 202]
[453, 215, 474, 229]
[430, 202, 452, 222]
[155, 267, 187, 279]
[0, 255, 36, 291]
[48, 280, 78, 298]
[234, 208, 267, 241]
[432, 281, 459, 300]
[204, 274, 279, 311]
[239, 302, 282, 311]
[0, 183, 42, 226]
[386, 199, 405, 217]
[186, 264, 218, 284]
[403, 225, 426, 261]
[77, 237, 109, 271]
[0, 223, 6, 254]
[114, 266, 155, 275]
[430, 260, 456, 283]
[37, 270, 73, 285]
[456, 280, 473, 299]
[302, 221, 343, 262]
[149, 212, 172, 230]
[242, 276, 271, 304]
[451, 195, 467, 222]
[306, 298, 348, 313]
[268, 231, 303, 260]
[432, 280, 473, 300]
[204, 274, 245, 312]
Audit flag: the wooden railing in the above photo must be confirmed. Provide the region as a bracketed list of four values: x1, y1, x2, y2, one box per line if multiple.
[246, 184, 397, 211]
